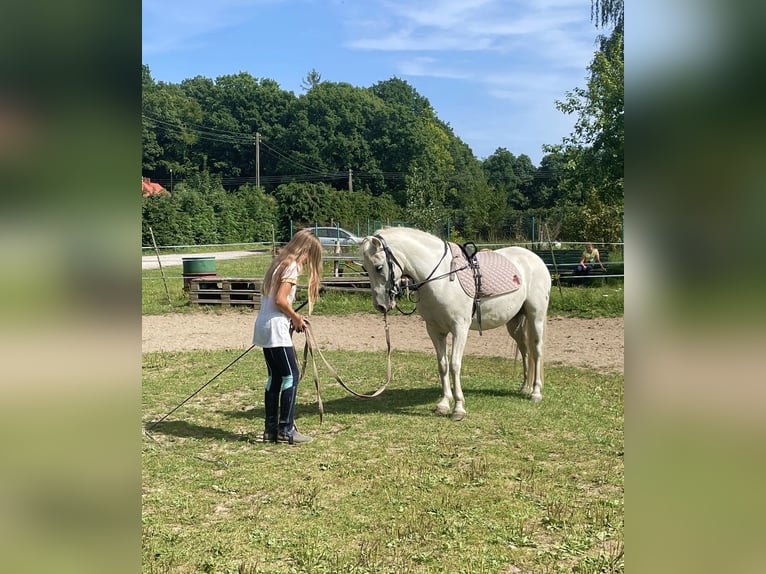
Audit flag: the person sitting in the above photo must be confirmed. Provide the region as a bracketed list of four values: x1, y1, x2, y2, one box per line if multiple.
[575, 243, 606, 275]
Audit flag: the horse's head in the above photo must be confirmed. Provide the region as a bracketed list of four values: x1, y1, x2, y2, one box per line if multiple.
[361, 234, 401, 312]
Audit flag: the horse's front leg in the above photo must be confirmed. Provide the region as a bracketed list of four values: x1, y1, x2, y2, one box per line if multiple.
[426, 323, 452, 416]
[449, 327, 469, 421]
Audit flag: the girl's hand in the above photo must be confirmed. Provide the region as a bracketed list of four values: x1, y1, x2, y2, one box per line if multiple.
[292, 315, 309, 333]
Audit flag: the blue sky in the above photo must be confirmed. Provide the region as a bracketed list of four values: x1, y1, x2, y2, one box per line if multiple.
[143, 0, 601, 166]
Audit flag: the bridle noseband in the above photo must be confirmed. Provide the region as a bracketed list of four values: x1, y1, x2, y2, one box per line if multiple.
[374, 234, 406, 302]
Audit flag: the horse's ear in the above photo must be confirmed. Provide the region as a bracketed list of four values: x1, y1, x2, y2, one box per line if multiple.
[362, 236, 382, 252]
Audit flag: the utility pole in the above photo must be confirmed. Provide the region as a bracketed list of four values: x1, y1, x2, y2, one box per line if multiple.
[255, 132, 261, 189]
[348, 168, 353, 193]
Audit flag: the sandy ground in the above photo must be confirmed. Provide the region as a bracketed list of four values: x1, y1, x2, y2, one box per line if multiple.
[142, 312, 623, 374]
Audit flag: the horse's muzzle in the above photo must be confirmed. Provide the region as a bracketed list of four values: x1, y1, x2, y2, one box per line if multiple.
[375, 299, 395, 313]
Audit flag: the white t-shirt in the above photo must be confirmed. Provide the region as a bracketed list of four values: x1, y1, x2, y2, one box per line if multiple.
[253, 261, 299, 348]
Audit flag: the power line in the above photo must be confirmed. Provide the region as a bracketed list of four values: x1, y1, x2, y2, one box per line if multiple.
[143, 112, 570, 187]
[142, 112, 254, 144]
[259, 140, 332, 175]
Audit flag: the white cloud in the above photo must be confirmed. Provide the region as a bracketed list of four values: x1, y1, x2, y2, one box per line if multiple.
[393, 0, 495, 29]
[348, 30, 494, 52]
[394, 57, 473, 79]
[343, 0, 591, 57]
[142, 0, 273, 55]
[339, 0, 596, 125]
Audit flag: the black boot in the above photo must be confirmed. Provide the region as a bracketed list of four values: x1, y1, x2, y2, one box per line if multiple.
[263, 389, 279, 442]
[277, 384, 298, 443]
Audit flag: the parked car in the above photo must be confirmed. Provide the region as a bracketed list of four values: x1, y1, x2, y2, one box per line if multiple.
[305, 226, 362, 247]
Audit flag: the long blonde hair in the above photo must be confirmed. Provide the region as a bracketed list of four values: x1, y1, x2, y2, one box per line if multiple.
[262, 229, 323, 314]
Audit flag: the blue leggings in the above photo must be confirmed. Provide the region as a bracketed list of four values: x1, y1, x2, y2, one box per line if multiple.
[262, 347, 300, 437]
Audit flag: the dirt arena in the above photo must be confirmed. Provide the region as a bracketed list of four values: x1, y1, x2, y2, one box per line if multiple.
[142, 313, 623, 374]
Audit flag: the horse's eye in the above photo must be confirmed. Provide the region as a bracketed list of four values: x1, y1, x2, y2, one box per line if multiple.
[375, 265, 384, 274]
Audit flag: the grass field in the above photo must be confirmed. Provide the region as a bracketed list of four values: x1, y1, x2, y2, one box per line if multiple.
[142, 248, 624, 572]
[142, 349, 623, 573]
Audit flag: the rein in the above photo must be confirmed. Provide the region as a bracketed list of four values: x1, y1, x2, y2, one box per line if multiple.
[299, 313, 393, 422]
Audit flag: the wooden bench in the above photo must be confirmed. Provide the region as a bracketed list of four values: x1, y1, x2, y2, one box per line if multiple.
[533, 249, 612, 282]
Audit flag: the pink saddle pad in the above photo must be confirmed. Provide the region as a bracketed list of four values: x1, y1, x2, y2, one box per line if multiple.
[448, 242, 522, 298]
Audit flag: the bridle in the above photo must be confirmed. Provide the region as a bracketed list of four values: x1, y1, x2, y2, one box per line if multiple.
[373, 233, 465, 313]
[374, 233, 408, 303]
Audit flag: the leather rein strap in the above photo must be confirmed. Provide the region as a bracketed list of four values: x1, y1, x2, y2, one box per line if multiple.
[298, 313, 393, 423]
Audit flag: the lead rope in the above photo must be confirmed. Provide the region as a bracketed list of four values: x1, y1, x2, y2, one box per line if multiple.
[299, 313, 393, 423]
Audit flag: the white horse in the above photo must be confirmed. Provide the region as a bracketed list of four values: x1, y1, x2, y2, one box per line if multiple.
[361, 227, 551, 420]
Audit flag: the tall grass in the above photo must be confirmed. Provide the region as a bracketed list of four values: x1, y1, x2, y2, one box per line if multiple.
[143, 349, 623, 573]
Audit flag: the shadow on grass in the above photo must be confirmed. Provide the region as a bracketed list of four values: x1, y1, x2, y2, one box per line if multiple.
[466, 386, 528, 399]
[223, 384, 529, 423]
[143, 419, 248, 443]
[144, 385, 532, 442]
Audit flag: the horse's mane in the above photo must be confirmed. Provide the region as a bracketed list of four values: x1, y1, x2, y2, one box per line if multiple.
[376, 226, 435, 242]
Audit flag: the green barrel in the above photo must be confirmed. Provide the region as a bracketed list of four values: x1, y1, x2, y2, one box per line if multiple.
[182, 256, 216, 290]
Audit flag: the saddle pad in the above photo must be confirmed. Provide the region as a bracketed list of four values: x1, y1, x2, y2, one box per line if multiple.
[448, 242, 522, 298]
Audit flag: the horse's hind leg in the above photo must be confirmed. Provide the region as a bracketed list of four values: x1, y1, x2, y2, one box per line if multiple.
[426, 323, 452, 417]
[507, 314, 530, 394]
[527, 313, 546, 402]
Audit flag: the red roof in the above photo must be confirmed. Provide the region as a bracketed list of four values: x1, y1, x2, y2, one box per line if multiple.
[142, 177, 167, 197]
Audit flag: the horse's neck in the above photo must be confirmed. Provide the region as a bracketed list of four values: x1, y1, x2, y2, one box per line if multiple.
[391, 233, 445, 282]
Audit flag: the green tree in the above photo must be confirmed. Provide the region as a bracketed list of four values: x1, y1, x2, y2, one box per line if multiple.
[483, 148, 524, 210]
[368, 78, 437, 203]
[404, 169, 449, 235]
[141, 66, 163, 172]
[512, 154, 537, 206]
[142, 66, 532, 243]
[547, 30, 623, 209]
[542, 1, 624, 242]
[300, 68, 322, 91]
[142, 192, 183, 246]
[530, 153, 567, 208]
[208, 187, 241, 243]
[591, 0, 624, 31]
[142, 66, 204, 179]
[273, 182, 325, 236]
[278, 81, 381, 179]
[234, 184, 277, 242]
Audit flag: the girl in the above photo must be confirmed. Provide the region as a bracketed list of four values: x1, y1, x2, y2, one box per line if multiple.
[253, 229, 323, 444]
[576, 242, 606, 275]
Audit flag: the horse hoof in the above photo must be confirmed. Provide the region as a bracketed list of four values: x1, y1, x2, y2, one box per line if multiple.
[530, 393, 543, 402]
[433, 405, 451, 416]
[451, 411, 466, 421]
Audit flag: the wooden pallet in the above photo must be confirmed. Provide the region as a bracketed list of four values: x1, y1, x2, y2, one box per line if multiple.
[189, 277, 263, 307]
[188, 274, 372, 307]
